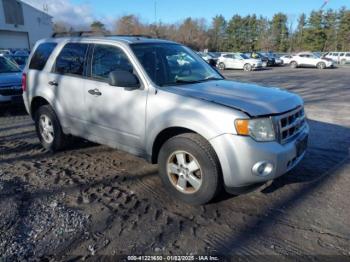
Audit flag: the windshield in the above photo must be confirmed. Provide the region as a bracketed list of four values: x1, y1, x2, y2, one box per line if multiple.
[0, 56, 21, 73]
[131, 43, 223, 86]
[11, 55, 28, 66]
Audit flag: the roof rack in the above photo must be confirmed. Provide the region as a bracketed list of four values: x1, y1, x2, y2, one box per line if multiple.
[105, 34, 154, 39]
[51, 31, 103, 38]
[52, 32, 155, 39]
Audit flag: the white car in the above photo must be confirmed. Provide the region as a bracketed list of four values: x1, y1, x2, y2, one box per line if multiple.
[280, 55, 293, 65]
[217, 53, 262, 71]
[324, 52, 350, 64]
[290, 52, 334, 69]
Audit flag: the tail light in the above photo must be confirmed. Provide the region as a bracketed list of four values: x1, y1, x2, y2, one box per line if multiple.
[22, 73, 27, 92]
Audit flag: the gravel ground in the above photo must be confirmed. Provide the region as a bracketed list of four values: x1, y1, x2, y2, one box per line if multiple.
[0, 66, 349, 260]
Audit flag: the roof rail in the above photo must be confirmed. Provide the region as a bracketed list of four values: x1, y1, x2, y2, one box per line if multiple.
[105, 34, 154, 39]
[51, 31, 103, 38]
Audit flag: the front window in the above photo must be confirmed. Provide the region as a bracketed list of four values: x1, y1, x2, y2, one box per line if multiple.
[91, 45, 133, 81]
[131, 43, 223, 86]
[0, 56, 20, 73]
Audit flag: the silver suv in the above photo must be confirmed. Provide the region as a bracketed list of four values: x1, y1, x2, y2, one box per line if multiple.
[22, 36, 309, 205]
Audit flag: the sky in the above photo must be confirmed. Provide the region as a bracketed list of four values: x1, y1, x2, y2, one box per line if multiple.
[23, 0, 349, 29]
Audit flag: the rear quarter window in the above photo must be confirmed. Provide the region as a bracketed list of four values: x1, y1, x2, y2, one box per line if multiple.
[29, 43, 57, 70]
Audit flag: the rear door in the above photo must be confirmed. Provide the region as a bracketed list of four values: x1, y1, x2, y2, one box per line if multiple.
[48, 43, 90, 132]
[84, 44, 147, 155]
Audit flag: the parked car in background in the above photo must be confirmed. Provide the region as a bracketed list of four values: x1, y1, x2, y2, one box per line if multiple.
[290, 52, 334, 69]
[338, 52, 350, 65]
[23, 36, 308, 205]
[0, 55, 23, 104]
[323, 52, 350, 64]
[197, 52, 217, 67]
[280, 55, 293, 64]
[245, 52, 274, 66]
[217, 53, 263, 71]
[7, 54, 29, 70]
[260, 52, 283, 66]
[324, 52, 340, 63]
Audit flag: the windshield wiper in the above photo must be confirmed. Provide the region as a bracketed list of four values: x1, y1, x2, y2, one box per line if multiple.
[175, 79, 202, 84]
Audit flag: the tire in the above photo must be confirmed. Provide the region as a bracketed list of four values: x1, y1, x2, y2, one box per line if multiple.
[158, 133, 222, 205]
[317, 62, 326, 69]
[290, 61, 298, 68]
[34, 105, 68, 152]
[218, 62, 225, 70]
[340, 59, 346, 65]
[243, 63, 252, 72]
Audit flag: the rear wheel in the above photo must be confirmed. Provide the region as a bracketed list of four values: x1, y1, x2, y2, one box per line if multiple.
[34, 105, 68, 152]
[158, 133, 222, 205]
[290, 61, 298, 68]
[243, 63, 252, 72]
[317, 62, 326, 69]
[218, 62, 226, 70]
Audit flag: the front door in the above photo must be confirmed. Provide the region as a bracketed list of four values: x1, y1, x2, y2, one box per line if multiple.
[84, 44, 147, 155]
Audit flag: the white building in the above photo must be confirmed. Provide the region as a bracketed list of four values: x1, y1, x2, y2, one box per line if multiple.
[0, 0, 53, 50]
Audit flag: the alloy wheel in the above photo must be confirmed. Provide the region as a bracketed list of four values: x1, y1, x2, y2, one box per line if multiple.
[166, 150, 203, 194]
[39, 114, 54, 144]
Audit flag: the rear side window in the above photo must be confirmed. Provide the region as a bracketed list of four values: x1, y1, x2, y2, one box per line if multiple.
[91, 45, 133, 80]
[346, 53, 350, 57]
[54, 43, 88, 76]
[29, 42, 57, 70]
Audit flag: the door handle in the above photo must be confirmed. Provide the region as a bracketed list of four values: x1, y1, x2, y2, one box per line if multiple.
[48, 81, 58, 86]
[88, 89, 102, 96]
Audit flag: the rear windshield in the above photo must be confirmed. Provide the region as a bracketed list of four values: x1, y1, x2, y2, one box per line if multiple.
[29, 42, 57, 70]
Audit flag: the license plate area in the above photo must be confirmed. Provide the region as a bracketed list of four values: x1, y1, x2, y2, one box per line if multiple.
[296, 133, 308, 157]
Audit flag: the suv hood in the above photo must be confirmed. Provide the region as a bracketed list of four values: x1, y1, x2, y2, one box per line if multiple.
[163, 80, 303, 116]
[0, 72, 22, 87]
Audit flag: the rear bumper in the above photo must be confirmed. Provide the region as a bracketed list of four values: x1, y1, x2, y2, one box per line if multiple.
[0, 94, 23, 104]
[209, 125, 309, 189]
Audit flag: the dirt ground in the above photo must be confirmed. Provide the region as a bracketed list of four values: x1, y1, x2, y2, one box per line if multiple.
[0, 66, 349, 261]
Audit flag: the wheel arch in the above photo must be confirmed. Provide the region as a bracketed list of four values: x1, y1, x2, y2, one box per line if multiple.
[30, 96, 51, 119]
[150, 127, 198, 164]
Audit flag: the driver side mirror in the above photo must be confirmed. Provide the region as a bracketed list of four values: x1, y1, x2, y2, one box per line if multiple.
[108, 70, 140, 90]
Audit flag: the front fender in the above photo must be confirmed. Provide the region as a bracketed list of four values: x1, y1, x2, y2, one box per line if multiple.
[145, 109, 221, 157]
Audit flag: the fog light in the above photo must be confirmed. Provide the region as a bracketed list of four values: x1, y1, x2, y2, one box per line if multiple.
[252, 161, 274, 177]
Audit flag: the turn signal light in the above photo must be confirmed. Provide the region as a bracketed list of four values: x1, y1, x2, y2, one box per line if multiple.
[235, 119, 249, 136]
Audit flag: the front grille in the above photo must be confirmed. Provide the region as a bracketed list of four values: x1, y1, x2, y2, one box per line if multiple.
[275, 106, 306, 144]
[0, 87, 22, 96]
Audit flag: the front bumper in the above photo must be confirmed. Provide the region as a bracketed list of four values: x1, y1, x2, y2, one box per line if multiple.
[209, 125, 309, 189]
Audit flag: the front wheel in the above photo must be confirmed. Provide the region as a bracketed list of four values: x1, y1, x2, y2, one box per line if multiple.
[317, 62, 326, 69]
[243, 63, 252, 72]
[34, 105, 68, 152]
[158, 133, 222, 205]
[218, 62, 226, 70]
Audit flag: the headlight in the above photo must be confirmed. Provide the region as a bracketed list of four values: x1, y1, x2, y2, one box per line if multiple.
[235, 118, 276, 142]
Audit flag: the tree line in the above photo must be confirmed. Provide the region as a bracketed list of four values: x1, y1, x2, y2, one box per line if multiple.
[54, 7, 350, 52]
